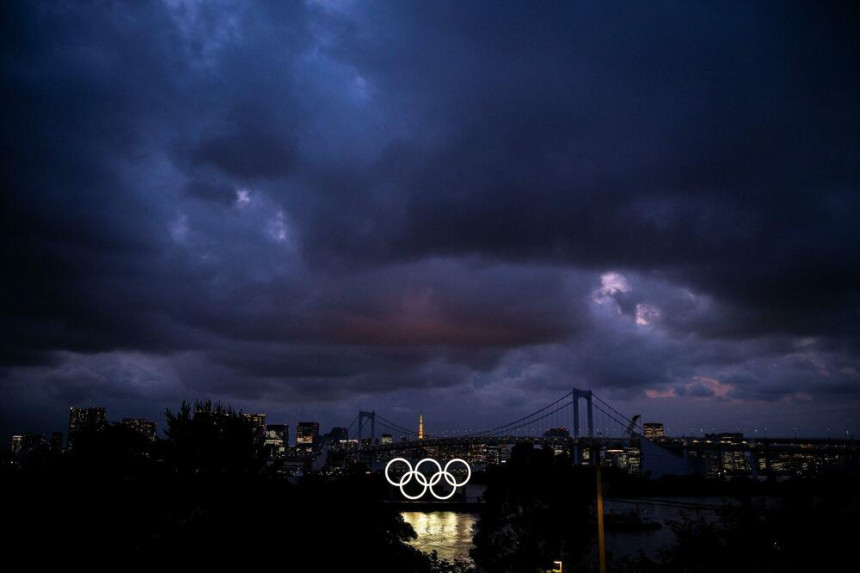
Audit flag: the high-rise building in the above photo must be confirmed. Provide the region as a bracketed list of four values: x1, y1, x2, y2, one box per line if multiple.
[243, 413, 267, 449]
[24, 433, 46, 450]
[605, 446, 641, 474]
[643, 423, 665, 439]
[296, 422, 319, 453]
[49, 432, 63, 454]
[264, 424, 289, 459]
[122, 418, 157, 442]
[10, 434, 47, 455]
[67, 406, 107, 450]
[380, 433, 393, 444]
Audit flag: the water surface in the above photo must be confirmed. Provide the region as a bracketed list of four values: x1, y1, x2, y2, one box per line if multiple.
[401, 511, 477, 563]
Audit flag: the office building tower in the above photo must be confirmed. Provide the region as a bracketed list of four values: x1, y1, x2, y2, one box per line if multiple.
[264, 424, 289, 459]
[10, 434, 47, 455]
[243, 413, 267, 449]
[50, 432, 63, 454]
[122, 418, 157, 442]
[296, 422, 319, 452]
[643, 423, 665, 439]
[67, 407, 107, 450]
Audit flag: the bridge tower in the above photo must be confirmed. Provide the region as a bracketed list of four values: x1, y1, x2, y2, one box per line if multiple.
[358, 410, 376, 445]
[572, 388, 595, 465]
[572, 388, 594, 438]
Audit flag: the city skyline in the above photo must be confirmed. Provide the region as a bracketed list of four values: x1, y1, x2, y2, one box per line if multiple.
[10, 397, 853, 486]
[6, 397, 852, 445]
[2, 2, 859, 441]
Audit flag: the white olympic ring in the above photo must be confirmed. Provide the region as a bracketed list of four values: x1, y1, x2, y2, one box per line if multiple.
[384, 457, 471, 500]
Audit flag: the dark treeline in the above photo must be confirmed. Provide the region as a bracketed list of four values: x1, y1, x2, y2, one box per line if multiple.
[2, 401, 462, 571]
[471, 446, 860, 572]
[2, 402, 858, 572]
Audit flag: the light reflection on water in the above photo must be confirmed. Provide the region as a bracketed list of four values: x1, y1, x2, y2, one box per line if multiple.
[401, 511, 477, 563]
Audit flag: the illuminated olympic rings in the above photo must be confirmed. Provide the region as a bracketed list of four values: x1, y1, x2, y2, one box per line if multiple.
[384, 457, 471, 500]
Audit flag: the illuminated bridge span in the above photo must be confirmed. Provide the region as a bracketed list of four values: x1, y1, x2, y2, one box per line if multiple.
[345, 388, 642, 448]
[337, 389, 857, 477]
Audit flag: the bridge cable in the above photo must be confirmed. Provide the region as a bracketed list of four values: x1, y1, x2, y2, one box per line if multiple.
[498, 400, 575, 435]
[468, 391, 573, 437]
[375, 414, 418, 436]
[592, 402, 635, 434]
[593, 394, 644, 432]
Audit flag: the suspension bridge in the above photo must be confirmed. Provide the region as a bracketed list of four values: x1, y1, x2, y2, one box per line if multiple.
[321, 387, 855, 479]
[347, 388, 641, 441]
[341, 388, 643, 465]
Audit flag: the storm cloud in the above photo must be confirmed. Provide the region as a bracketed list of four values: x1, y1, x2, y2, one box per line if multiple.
[2, 0, 858, 438]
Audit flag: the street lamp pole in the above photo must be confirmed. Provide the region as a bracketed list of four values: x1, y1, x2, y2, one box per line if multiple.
[596, 461, 606, 573]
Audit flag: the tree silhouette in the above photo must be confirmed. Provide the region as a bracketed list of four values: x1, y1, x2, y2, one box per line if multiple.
[67, 422, 153, 478]
[471, 443, 593, 572]
[164, 400, 260, 477]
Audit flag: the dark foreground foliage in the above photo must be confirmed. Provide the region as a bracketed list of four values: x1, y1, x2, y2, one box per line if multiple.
[471, 443, 595, 572]
[4, 403, 857, 572]
[606, 472, 860, 573]
[1, 401, 456, 571]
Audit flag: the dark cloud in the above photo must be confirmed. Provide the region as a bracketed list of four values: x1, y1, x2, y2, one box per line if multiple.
[1, 0, 859, 438]
[180, 123, 298, 179]
[183, 177, 240, 205]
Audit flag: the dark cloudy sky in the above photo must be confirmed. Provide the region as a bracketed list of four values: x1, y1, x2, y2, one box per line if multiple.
[2, 0, 859, 440]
